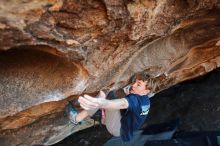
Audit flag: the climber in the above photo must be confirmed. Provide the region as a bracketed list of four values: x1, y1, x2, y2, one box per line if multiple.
[65, 72, 154, 143]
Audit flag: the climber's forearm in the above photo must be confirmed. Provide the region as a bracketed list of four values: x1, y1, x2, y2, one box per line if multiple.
[78, 93, 129, 111]
[98, 98, 129, 110]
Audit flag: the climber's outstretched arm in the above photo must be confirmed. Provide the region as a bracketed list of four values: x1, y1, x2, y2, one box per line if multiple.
[78, 91, 129, 111]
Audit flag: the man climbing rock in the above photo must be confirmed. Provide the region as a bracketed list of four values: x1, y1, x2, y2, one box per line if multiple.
[65, 73, 155, 145]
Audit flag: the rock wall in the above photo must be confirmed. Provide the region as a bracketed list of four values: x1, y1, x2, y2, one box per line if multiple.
[0, 0, 220, 145]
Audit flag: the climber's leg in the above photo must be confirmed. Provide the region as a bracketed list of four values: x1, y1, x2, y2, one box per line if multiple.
[103, 90, 122, 136]
[65, 101, 99, 125]
[105, 109, 121, 136]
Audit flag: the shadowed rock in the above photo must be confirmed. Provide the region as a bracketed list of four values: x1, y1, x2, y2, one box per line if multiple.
[0, 0, 220, 145]
[0, 48, 88, 125]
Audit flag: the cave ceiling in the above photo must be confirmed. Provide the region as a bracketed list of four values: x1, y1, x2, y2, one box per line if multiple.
[0, 0, 220, 145]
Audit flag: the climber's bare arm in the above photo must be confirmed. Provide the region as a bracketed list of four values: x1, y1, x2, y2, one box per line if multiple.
[78, 94, 129, 110]
[100, 98, 129, 110]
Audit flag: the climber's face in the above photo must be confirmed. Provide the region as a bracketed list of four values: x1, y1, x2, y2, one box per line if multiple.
[130, 79, 150, 96]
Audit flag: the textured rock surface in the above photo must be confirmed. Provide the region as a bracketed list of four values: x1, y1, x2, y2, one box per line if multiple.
[0, 0, 220, 145]
[0, 48, 88, 120]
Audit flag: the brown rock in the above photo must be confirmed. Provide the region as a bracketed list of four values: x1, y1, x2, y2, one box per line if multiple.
[0, 0, 220, 145]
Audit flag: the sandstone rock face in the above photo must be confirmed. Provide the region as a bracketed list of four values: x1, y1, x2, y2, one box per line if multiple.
[0, 0, 220, 145]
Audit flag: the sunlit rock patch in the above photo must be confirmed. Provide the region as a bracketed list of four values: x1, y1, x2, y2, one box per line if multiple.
[0, 0, 220, 145]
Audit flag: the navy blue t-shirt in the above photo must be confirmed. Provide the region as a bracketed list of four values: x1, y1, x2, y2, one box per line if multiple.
[120, 93, 150, 141]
